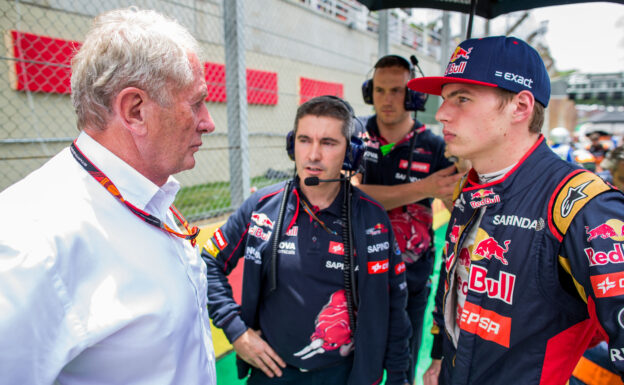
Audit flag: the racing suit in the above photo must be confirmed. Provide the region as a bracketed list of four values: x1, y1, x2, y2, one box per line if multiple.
[432, 136, 624, 384]
[202, 179, 411, 385]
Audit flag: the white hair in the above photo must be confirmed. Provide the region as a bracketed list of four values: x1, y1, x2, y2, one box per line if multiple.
[71, 7, 202, 130]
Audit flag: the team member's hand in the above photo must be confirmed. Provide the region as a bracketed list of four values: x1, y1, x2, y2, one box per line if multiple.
[423, 359, 442, 385]
[232, 329, 286, 378]
[423, 165, 465, 202]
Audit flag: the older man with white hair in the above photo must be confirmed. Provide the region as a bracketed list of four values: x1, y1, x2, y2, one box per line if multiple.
[0, 7, 217, 384]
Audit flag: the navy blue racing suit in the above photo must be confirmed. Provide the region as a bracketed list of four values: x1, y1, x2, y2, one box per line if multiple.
[431, 136, 624, 384]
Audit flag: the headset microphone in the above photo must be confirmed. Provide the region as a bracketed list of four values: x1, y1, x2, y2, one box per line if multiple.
[304, 176, 347, 186]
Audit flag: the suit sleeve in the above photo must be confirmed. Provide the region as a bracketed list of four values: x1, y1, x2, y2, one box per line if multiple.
[201, 196, 255, 343]
[384, 223, 412, 385]
[562, 190, 624, 379]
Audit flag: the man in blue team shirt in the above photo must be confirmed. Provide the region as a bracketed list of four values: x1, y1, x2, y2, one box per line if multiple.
[202, 96, 411, 384]
[354, 55, 464, 384]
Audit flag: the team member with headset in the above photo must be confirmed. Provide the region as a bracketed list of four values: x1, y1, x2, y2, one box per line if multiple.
[202, 95, 411, 384]
[353, 54, 464, 384]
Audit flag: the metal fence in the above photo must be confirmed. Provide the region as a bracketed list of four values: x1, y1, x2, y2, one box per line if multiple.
[0, 0, 443, 222]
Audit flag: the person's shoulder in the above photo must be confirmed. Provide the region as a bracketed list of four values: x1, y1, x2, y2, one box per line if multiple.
[352, 185, 385, 213]
[247, 180, 292, 205]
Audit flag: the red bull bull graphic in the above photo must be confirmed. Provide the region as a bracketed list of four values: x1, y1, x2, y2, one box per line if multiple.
[388, 203, 432, 260]
[585, 219, 624, 242]
[449, 46, 473, 62]
[251, 212, 274, 229]
[473, 237, 510, 265]
[293, 290, 353, 360]
[459, 301, 511, 348]
[365, 223, 388, 236]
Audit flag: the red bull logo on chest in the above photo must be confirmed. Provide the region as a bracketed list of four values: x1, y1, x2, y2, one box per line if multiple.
[473, 237, 510, 265]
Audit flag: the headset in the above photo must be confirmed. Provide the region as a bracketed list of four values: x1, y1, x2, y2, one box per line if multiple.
[361, 54, 427, 112]
[285, 95, 365, 172]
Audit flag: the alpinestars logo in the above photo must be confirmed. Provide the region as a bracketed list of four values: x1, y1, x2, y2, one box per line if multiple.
[561, 180, 592, 218]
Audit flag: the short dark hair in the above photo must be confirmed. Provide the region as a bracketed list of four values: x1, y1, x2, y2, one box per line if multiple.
[374, 55, 411, 73]
[293, 96, 353, 141]
[495, 88, 544, 134]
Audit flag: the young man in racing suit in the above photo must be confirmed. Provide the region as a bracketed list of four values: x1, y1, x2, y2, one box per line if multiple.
[201, 96, 411, 384]
[353, 55, 464, 384]
[407, 36, 624, 385]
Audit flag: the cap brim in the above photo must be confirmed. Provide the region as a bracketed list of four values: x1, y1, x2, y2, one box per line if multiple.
[407, 77, 498, 95]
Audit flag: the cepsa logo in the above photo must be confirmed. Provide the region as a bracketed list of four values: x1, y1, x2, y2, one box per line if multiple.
[368, 259, 389, 274]
[395, 261, 406, 275]
[459, 301, 511, 348]
[591, 271, 624, 298]
[329, 241, 344, 255]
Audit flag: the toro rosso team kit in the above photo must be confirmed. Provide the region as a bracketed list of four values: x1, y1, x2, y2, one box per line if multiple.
[201, 180, 411, 385]
[432, 137, 624, 384]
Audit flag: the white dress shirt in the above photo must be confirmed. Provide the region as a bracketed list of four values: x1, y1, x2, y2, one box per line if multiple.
[0, 132, 216, 384]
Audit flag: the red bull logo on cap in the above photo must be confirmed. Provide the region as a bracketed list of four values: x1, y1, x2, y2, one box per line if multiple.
[449, 46, 473, 63]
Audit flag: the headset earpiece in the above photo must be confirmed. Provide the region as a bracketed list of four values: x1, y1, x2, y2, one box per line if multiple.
[343, 135, 365, 171]
[286, 130, 295, 161]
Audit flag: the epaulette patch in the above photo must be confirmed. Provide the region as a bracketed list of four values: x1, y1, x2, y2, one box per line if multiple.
[548, 170, 611, 241]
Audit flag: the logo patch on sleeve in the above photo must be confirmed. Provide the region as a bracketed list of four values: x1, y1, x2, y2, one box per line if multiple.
[202, 239, 220, 258]
[213, 228, 228, 250]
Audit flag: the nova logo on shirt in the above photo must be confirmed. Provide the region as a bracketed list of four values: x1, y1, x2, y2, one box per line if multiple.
[244, 246, 262, 264]
[278, 241, 296, 255]
[329, 241, 344, 255]
[368, 259, 389, 274]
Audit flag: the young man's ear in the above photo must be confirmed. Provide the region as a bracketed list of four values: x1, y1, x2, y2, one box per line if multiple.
[511, 90, 535, 125]
[114, 87, 150, 136]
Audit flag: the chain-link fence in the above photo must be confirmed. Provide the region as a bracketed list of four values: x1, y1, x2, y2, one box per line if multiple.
[0, 0, 443, 222]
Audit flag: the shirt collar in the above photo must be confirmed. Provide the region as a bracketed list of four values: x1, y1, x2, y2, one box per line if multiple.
[75, 131, 180, 216]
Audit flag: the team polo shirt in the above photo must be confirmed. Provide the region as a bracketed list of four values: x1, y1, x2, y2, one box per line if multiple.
[258, 185, 354, 370]
[359, 116, 452, 292]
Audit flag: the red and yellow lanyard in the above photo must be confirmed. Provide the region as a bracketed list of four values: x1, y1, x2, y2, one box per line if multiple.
[70, 141, 199, 247]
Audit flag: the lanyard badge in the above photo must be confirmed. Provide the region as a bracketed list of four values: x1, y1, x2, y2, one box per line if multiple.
[70, 141, 199, 247]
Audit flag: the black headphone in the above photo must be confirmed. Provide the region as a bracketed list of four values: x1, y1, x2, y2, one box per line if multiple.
[361, 54, 427, 112]
[286, 95, 365, 172]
